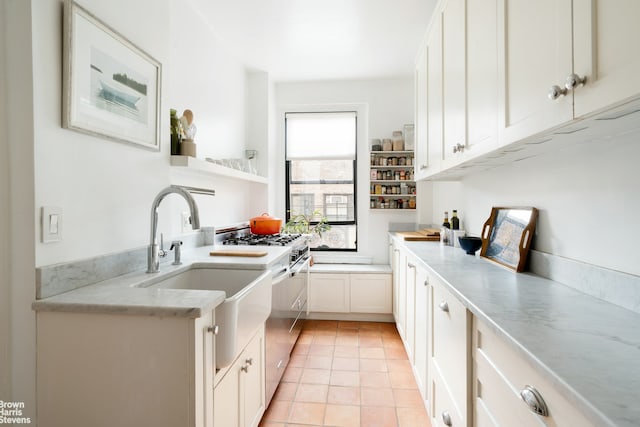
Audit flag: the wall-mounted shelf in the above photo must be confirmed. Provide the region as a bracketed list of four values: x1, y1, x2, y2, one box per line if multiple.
[370, 149, 416, 209]
[170, 155, 268, 184]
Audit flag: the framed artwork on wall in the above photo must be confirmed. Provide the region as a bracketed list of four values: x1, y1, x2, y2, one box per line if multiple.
[62, 0, 162, 150]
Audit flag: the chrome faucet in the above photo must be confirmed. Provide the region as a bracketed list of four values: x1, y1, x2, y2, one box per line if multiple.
[147, 186, 200, 273]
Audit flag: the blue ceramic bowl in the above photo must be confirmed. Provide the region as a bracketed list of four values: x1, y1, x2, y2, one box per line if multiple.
[458, 236, 482, 255]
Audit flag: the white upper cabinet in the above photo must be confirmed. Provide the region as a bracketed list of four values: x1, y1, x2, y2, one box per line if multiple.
[414, 46, 429, 179]
[466, 0, 499, 155]
[415, 0, 640, 179]
[572, 0, 640, 117]
[441, 0, 467, 168]
[498, 0, 574, 145]
[415, 15, 443, 179]
[499, 0, 640, 145]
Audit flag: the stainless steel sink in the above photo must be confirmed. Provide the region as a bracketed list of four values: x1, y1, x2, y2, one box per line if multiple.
[136, 268, 272, 368]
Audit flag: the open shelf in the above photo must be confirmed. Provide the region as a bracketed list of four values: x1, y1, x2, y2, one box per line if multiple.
[170, 156, 268, 184]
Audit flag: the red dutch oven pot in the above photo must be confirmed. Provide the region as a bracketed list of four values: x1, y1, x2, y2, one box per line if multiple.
[250, 213, 282, 235]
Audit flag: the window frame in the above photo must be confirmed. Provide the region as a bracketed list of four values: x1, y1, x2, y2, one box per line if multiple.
[284, 111, 358, 252]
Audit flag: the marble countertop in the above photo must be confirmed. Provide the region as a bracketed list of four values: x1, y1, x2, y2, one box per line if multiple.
[391, 233, 640, 427]
[32, 245, 291, 318]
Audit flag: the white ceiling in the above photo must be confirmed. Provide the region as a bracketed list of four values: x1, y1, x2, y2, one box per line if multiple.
[192, 0, 437, 82]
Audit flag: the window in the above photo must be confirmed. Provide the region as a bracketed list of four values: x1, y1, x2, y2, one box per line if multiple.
[285, 112, 357, 250]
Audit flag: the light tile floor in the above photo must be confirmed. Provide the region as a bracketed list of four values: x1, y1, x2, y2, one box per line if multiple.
[260, 320, 432, 427]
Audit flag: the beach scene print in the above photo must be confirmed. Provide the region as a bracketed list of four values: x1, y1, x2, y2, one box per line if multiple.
[90, 47, 148, 124]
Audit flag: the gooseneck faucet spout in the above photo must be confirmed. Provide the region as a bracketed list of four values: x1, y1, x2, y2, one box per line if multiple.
[147, 186, 200, 273]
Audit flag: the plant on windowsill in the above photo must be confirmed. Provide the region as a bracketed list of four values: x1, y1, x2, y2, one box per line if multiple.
[282, 210, 331, 238]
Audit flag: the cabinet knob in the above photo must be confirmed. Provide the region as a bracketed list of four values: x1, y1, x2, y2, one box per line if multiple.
[548, 85, 568, 100]
[442, 410, 453, 426]
[424, 278, 429, 287]
[245, 357, 254, 366]
[438, 301, 449, 312]
[241, 365, 249, 373]
[452, 143, 465, 154]
[407, 262, 416, 269]
[520, 385, 549, 417]
[207, 325, 219, 335]
[420, 164, 428, 170]
[564, 73, 586, 91]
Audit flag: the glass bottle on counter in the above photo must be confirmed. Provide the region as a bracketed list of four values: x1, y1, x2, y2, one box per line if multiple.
[442, 211, 451, 229]
[451, 210, 460, 230]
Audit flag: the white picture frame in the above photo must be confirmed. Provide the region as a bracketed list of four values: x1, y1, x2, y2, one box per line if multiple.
[62, 0, 161, 150]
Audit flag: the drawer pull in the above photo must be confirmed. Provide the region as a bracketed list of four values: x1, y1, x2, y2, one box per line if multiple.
[520, 385, 549, 417]
[438, 301, 449, 312]
[407, 262, 416, 269]
[207, 325, 219, 335]
[442, 410, 452, 426]
[245, 358, 253, 366]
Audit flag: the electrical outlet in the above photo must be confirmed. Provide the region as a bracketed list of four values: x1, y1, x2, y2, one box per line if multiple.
[181, 211, 191, 233]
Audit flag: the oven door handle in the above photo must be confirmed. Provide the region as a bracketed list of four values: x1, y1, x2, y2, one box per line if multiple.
[290, 256, 310, 277]
[272, 266, 291, 285]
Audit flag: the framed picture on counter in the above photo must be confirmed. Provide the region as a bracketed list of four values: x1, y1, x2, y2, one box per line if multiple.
[62, 0, 162, 150]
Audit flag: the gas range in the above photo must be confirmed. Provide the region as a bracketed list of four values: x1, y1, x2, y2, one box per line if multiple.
[214, 223, 310, 269]
[221, 233, 302, 247]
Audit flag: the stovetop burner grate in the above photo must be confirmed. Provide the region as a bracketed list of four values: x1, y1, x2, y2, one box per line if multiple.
[222, 233, 303, 246]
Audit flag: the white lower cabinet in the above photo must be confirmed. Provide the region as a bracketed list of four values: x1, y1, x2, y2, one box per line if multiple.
[391, 237, 612, 427]
[432, 365, 465, 427]
[309, 272, 392, 315]
[431, 275, 470, 427]
[413, 260, 430, 401]
[214, 325, 265, 427]
[308, 273, 350, 313]
[36, 310, 215, 427]
[350, 274, 393, 314]
[473, 319, 596, 427]
[404, 257, 417, 363]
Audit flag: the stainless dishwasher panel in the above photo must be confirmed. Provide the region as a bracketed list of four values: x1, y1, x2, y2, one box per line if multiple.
[265, 259, 309, 406]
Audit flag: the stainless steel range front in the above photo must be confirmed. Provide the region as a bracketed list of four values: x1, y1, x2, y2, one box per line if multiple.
[214, 224, 310, 406]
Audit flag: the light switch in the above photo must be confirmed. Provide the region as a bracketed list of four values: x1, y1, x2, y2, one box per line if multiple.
[42, 206, 62, 243]
[49, 214, 59, 234]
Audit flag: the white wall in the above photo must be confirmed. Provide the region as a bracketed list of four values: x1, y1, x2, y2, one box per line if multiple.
[432, 129, 640, 277]
[275, 78, 420, 263]
[33, 0, 259, 268]
[3, 0, 262, 422]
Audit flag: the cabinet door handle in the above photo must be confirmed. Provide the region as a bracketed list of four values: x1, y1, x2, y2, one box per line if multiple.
[207, 325, 219, 335]
[438, 301, 449, 312]
[245, 357, 253, 366]
[420, 164, 428, 170]
[442, 410, 453, 426]
[564, 73, 586, 91]
[452, 143, 465, 154]
[520, 385, 549, 417]
[424, 278, 429, 287]
[407, 262, 416, 269]
[548, 84, 568, 100]
[241, 364, 249, 373]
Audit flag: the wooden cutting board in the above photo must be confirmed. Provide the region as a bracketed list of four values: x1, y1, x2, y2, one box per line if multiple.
[209, 250, 268, 257]
[397, 228, 441, 241]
